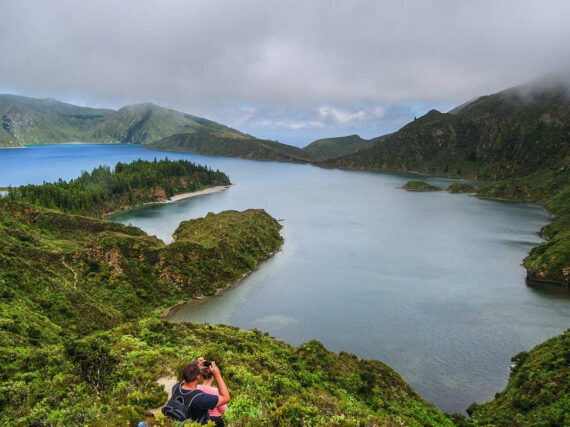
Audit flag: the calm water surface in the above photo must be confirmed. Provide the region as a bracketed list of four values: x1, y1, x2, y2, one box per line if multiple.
[2, 144, 569, 414]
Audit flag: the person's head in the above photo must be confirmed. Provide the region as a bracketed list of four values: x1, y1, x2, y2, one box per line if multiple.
[201, 366, 214, 381]
[181, 361, 202, 383]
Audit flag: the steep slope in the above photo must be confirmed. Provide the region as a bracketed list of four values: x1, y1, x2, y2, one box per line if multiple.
[322, 77, 570, 181]
[0, 199, 283, 334]
[92, 103, 247, 144]
[0, 94, 113, 146]
[147, 132, 310, 163]
[468, 329, 570, 426]
[302, 134, 373, 161]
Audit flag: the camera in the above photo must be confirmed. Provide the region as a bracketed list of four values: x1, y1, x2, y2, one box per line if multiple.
[202, 360, 212, 367]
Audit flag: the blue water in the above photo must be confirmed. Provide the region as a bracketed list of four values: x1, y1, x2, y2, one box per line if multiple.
[1, 144, 568, 414]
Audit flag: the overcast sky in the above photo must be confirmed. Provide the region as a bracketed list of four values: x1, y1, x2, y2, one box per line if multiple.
[1, 0, 569, 146]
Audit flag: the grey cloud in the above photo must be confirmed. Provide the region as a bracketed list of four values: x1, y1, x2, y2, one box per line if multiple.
[1, 0, 569, 141]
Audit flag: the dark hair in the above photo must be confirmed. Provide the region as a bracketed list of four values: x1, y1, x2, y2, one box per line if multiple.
[181, 361, 202, 383]
[201, 366, 213, 380]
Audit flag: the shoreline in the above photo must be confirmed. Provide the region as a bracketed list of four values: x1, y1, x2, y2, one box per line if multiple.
[104, 184, 230, 217]
[160, 243, 283, 319]
[155, 185, 230, 204]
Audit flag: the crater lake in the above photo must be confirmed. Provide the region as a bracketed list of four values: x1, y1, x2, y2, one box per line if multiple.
[1, 143, 568, 414]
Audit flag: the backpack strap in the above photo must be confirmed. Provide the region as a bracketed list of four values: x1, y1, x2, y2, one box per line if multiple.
[181, 388, 205, 421]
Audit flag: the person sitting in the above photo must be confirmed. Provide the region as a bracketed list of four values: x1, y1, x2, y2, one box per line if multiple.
[162, 360, 230, 424]
[197, 362, 227, 427]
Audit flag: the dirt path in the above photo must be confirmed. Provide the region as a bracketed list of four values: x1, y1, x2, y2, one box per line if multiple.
[61, 256, 78, 289]
[149, 376, 178, 416]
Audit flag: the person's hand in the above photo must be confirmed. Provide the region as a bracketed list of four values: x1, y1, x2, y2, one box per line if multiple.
[210, 361, 221, 376]
[197, 356, 205, 367]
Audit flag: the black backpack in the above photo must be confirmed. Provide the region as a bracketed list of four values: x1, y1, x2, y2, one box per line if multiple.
[161, 383, 210, 424]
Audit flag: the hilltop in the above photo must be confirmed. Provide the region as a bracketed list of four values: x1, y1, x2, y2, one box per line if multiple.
[301, 134, 374, 161]
[0, 94, 113, 146]
[147, 132, 310, 163]
[0, 95, 246, 147]
[91, 103, 247, 144]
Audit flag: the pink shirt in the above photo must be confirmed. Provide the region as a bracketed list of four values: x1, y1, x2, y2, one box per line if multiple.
[197, 384, 227, 417]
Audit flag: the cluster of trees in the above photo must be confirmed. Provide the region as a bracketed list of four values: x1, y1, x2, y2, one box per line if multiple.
[4, 158, 230, 216]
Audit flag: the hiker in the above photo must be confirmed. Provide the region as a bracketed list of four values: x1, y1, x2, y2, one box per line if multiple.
[197, 362, 227, 427]
[162, 360, 230, 424]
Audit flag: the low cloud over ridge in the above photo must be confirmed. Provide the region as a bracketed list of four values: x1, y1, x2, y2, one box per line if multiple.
[1, 0, 569, 145]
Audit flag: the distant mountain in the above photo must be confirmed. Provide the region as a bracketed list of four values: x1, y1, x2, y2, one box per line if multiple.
[322, 77, 570, 181]
[301, 134, 374, 161]
[0, 94, 113, 147]
[91, 103, 246, 144]
[0, 95, 246, 147]
[147, 132, 310, 163]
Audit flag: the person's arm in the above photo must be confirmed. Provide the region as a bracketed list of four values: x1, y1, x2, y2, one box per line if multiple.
[209, 362, 230, 407]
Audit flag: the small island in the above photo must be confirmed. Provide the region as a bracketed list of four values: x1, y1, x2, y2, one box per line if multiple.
[448, 182, 475, 193]
[402, 180, 442, 191]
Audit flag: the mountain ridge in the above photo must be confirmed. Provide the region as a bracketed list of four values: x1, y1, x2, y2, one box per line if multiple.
[0, 94, 246, 147]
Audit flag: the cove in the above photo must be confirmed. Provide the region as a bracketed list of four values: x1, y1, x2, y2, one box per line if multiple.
[2, 144, 569, 414]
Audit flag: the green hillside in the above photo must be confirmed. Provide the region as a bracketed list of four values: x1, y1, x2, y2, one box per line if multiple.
[302, 134, 373, 161]
[91, 103, 246, 144]
[0, 95, 247, 147]
[147, 132, 310, 163]
[0, 94, 113, 146]
[322, 78, 569, 181]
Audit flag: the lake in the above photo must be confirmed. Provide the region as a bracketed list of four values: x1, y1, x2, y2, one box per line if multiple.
[1, 143, 569, 414]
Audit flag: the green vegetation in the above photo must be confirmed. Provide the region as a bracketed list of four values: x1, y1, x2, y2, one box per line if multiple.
[0, 199, 282, 334]
[322, 78, 569, 182]
[402, 180, 442, 191]
[523, 186, 570, 287]
[91, 103, 246, 144]
[468, 329, 570, 426]
[448, 183, 475, 193]
[0, 94, 114, 146]
[0, 317, 453, 426]
[302, 134, 373, 161]
[4, 158, 230, 217]
[0, 95, 246, 147]
[0, 196, 455, 425]
[475, 168, 570, 287]
[148, 132, 309, 163]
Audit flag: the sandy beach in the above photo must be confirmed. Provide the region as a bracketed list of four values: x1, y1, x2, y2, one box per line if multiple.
[103, 185, 231, 218]
[159, 185, 230, 204]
